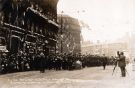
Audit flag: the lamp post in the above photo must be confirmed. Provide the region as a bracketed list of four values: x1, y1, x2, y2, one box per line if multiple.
[60, 11, 64, 54]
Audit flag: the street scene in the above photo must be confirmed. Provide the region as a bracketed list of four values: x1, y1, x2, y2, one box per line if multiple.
[0, 0, 135, 88]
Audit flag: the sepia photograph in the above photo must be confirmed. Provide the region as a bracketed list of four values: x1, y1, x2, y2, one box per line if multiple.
[0, 0, 135, 88]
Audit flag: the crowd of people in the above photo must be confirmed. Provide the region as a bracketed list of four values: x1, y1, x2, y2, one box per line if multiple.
[0, 51, 115, 74]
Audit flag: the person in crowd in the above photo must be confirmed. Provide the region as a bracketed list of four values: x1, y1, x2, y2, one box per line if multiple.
[102, 54, 108, 70]
[39, 52, 45, 73]
[17, 50, 23, 71]
[75, 59, 82, 69]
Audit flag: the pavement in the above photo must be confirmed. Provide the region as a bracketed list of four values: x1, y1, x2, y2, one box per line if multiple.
[0, 63, 135, 88]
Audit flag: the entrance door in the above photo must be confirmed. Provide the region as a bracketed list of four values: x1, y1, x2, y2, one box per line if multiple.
[10, 36, 21, 54]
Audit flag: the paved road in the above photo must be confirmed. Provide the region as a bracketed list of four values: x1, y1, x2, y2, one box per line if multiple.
[0, 63, 135, 88]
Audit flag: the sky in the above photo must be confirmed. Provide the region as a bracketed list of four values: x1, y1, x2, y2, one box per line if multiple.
[57, 0, 135, 43]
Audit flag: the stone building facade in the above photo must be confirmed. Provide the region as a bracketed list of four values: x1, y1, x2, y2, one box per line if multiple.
[0, 0, 59, 55]
[57, 15, 81, 54]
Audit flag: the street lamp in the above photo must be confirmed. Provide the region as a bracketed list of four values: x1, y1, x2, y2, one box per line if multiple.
[60, 11, 64, 54]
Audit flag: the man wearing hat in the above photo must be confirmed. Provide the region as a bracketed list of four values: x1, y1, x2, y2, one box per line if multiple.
[118, 52, 126, 77]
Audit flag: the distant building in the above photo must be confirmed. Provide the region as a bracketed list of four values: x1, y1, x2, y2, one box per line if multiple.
[81, 42, 128, 56]
[57, 15, 81, 54]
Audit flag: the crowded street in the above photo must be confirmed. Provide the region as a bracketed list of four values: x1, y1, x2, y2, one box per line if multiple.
[0, 0, 135, 88]
[0, 63, 135, 88]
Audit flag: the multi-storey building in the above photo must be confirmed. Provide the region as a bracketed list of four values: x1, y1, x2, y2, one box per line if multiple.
[0, 0, 59, 55]
[81, 42, 127, 57]
[57, 15, 81, 54]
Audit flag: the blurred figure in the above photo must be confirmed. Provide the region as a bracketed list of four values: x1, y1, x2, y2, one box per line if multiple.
[75, 59, 82, 70]
[132, 58, 135, 71]
[118, 52, 126, 77]
[102, 54, 107, 70]
[39, 52, 45, 73]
